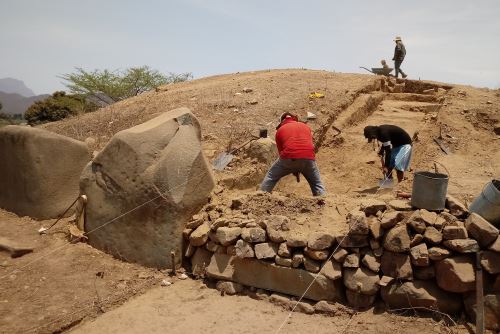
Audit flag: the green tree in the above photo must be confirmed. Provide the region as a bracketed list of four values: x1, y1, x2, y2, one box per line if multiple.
[61, 66, 192, 105]
[24, 91, 97, 125]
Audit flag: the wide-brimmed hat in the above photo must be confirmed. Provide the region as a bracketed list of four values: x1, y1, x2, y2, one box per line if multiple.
[394, 36, 402, 41]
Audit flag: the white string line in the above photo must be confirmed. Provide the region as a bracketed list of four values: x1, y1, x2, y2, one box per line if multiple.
[275, 148, 412, 333]
[0, 169, 211, 281]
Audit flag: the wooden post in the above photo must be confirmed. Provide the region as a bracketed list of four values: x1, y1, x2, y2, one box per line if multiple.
[476, 251, 484, 334]
[170, 251, 176, 275]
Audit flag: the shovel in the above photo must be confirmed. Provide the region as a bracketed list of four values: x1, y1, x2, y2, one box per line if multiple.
[213, 135, 262, 171]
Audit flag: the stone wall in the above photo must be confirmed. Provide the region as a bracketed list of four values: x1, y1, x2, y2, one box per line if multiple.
[186, 193, 500, 330]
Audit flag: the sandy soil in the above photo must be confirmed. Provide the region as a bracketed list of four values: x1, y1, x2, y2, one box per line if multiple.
[2, 70, 499, 333]
[70, 279, 470, 334]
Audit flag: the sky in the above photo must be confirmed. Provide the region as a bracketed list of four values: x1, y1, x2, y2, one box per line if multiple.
[1, 0, 499, 95]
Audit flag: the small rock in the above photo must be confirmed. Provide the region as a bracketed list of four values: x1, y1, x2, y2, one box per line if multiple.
[304, 247, 329, 261]
[235, 239, 255, 258]
[292, 252, 304, 268]
[322, 259, 342, 280]
[287, 230, 308, 247]
[160, 279, 172, 286]
[388, 199, 413, 211]
[435, 255, 475, 293]
[241, 227, 267, 243]
[216, 227, 242, 246]
[336, 233, 369, 248]
[189, 223, 211, 246]
[254, 242, 278, 259]
[295, 302, 315, 314]
[332, 248, 349, 262]
[383, 225, 411, 252]
[278, 242, 292, 258]
[446, 195, 468, 217]
[362, 251, 381, 272]
[275, 256, 292, 267]
[242, 87, 253, 93]
[443, 239, 480, 253]
[380, 211, 404, 229]
[314, 300, 338, 315]
[414, 266, 436, 280]
[410, 243, 429, 267]
[368, 217, 383, 239]
[346, 289, 376, 309]
[347, 210, 369, 235]
[378, 276, 394, 287]
[428, 247, 451, 261]
[343, 267, 380, 295]
[410, 233, 424, 247]
[307, 232, 335, 250]
[216, 281, 243, 295]
[423, 226, 442, 245]
[381, 251, 413, 280]
[206, 240, 220, 253]
[304, 257, 321, 273]
[488, 236, 500, 252]
[443, 226, 468, 240]
[343, 253, 360, 268]
[480, 251, 500, 274]
[184, 243, 196, 258]
[178, 273, 188, 280]
[465, 213, 499, 248]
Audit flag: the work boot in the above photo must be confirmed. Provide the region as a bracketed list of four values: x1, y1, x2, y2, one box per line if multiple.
[402, 73, 408, 79]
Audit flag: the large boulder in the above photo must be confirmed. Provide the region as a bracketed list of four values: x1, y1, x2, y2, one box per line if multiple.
[81, 108, 215, 268]
[435, 255, 476, 293]
[381, 280, 462, 314]
[0, 126, 90, 219]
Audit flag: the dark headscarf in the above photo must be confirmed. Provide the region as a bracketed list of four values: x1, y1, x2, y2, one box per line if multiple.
[363, 126, 379, 142]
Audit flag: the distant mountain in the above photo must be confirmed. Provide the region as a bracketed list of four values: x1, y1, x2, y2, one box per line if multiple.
[0, 78, 36, 97]
[0, 91, 49, 115]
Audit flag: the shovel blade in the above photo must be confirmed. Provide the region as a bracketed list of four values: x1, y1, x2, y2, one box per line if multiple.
[378, 178, 395, 189]
[213, 152, 234, 171]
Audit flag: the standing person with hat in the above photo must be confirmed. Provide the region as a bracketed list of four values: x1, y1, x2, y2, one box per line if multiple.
[260, 112, 326, 196]
[393, 36, 407, 78]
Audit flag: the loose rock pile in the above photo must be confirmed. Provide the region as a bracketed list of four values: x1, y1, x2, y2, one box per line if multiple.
[185, 193, 500, 329]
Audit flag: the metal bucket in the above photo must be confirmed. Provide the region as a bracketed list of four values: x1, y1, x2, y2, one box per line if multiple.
[411, 171, 449, 211]
[469, 180, 500, 225]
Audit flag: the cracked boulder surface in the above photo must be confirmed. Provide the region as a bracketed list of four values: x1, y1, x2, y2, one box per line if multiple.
[80, 107, 215, 268]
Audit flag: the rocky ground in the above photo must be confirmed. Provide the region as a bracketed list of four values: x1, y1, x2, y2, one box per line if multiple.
[1, 70, 499, 333]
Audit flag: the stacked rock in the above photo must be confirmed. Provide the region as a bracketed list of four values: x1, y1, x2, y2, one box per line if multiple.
[185, 196, 500, 329]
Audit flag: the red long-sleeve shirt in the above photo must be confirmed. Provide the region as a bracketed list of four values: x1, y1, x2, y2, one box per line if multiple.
[275, 118, 315, 160]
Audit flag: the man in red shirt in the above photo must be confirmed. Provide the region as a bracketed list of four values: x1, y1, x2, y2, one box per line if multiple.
[260, 113, 326, 196]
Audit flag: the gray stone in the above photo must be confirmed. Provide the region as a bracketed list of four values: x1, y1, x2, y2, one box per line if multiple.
[286, 230, 308, 247]
[191, 247, 212, 277]
[343, 253, 360, 268]
[216, 281, 243, 295]
[322, 259, 342, 280]
[443, 239, 480, 253]
[0, 126, 90, 220]
[332, 248, 349, 262]
[263, 215, 290, 243]
[466, 213, 499, 247]
[278, 242, 292, 258]
[446, 194, 468, 217]
[82, 108, 215, 268]
[216, 227, 242, 246]
[381, 280, 462, 314]
[292, 252, 304, 268]
[206, 253, 344, 301]
[443, 226, 468, 240]
[423, 226, 442, 245]
[304, 247, 329, 261]
[304, 257, 322, 273]
[347, 210, 369, 235]
[481, 251, 500, 274]
[381, 251, 413, 280]
[360, 199, 387, 216]
[346, 289, 376, 309]
[362, 251, 380, 272]
[414, 266, 436, 280]
[383, 225, 411, 252]
[344, 267, 380, 295]
[241, 227, 266, 243]
[388, 199, 413, 211]
[428, 247, 451, 261]
[307, 231, 335, 250]
[190, 223, 211, 247]
[254, 242, 278, 259]
[410, 243, 429, 267]
[435, 255, 476, 293]
[380, 211, 404, 229]
[275, 256, 292, 267]
[235, 239, 255, 258]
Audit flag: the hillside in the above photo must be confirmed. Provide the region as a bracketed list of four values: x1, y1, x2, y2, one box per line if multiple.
[0, 77, 35, 97]
[0, 91, 49, 115]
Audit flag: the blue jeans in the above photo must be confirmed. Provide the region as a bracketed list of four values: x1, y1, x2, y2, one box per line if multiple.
[260, 158, 326, 196]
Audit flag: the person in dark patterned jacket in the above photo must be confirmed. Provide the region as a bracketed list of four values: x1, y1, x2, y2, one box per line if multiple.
[392, 36, 407, 78]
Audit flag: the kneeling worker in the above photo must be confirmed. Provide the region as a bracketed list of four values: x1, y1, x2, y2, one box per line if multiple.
[363, 124, 412, 182]
[260, 113, 326, 196]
